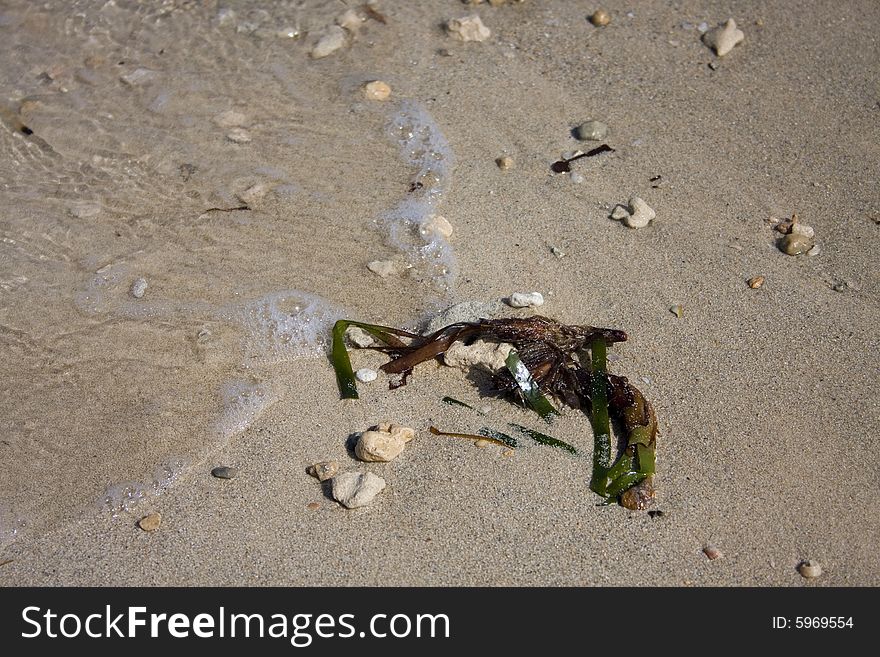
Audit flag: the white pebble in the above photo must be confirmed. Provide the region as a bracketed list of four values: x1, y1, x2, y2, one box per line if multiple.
[798, 560, 822, 579]
[355, 368, 377, 382]
[807, 244, 821, 256]
[367, 260, 397, 278]
[355, 430, 406, 462]
[446, 15, 491, 42]
[310, 25, 347, 59]
[337, 8, 365, 32]
[624, 197, 656, 228]
[226, 128, 252, 144]
[443, 339, 513, 372]
[130, 277, 148, 299]
[363, 80, 392, 101]
[507, 291, 544, 308]
[702, 18, 744, 57]
[331, 471, 386, 508]
[420, 214, 454, 239]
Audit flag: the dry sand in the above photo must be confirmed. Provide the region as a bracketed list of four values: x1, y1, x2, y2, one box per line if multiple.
[0, 1, 878, 586]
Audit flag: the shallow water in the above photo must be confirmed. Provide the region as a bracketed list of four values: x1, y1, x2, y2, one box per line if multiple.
[0, 0, 455, 544]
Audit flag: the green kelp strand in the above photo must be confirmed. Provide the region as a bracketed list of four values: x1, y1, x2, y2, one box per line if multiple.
[504, 350, 559, 421]
[589, 337, 612, 496]
[478, 427, 518, 448]
[509, 424, 577, 454]
[442, 396, 476, 411]
[331, 320, 359, 399]
[604, 452, 634, 483]
[636, 443, 656, 475]
[605, 471, 646, 499]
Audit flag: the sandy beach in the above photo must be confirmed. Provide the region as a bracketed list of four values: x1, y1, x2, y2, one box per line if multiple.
[0, 0, 878, 586]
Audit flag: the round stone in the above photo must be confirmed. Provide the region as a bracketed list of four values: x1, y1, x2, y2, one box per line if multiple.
[574, 120, 608, 141]
[211, 466, 237, 479]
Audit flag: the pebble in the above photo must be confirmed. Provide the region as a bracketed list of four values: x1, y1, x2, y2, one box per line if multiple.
[443, 338, 513, 372]
[703, 545, 723, 560]
[129, 277, 148, 299]
[574, 120, 608, 141]
[310, 25, 347, 58]
[346, 326, 376, 348]
[120, 68, 157, 86]
[798, 560, 822, 579]
[624, 197, 656, 228]
[331, 472, 386, 508]
[420, 214, 454, 240]
[446, 15, 491, 42]
[226, 128, 252, 144]
[790, 223, 815, 239]
[355, 430, 407, 462]
[337, 8, 365, 32]
[138, 512, 161, 532]
[69, 203, 102, 218]
[670, 304, 684, 318]
[375, 423, 416, 443]
[570, 172, 585, 184]
[367, 259, 397, 278]
[363, 80, 392, 101]
[610, 205, 631, 221]
[747, 276, 765, 289]
[307, 502, 321, 511]
[807, 244, 821, 256]
[355, 368, 378, 382]
[550, 246, 565, 258]
[237, 182, 271, 205]
[702, 19, 744, 57]
[507, 291, 544, 308]
[496, 155, 515, 170]
[211, 466, 237, 479]
[780, 233, 813, 256]
[589, 9, 611, 27]
[308, 461, 339, 482]
[213, 110, 248, 128]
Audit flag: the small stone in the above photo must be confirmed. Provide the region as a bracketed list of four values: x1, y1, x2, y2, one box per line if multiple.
[213, 110, 248, 128]
[355, 368, 377, 382]
[425, 300, 506, 333]
[346, 326, 376, 348]
[807, 244, 821, 256]
[237, 182, 271, 205]
[708, 61, 720, 71]
[624, 197, 656, 228]
[507, 291, 544, 308]
[226, 128, 252, 144]
[69, 203, 101, 218]
[337, 8, 365, 32]
[120, 68, 157, 86]
[747, 276, 765, 289]
[367, 259, 397, 278]
[306, 502, 321, 511]
[574, 120, 608, 141]
[310, 26, 347, 58]
[375, 423, 416, 443]
[590, 9, 611, 27]
[138, 512, 161, 532]
[331, 472, 386, 508]
[550, 246, 565, 258]
[446, 15, 491, 42]
[308, 461, 339, 482]
[798, 560, 822, 579]
[363, 80, 392, 101]
[670, 304, 684, 318]
[355, 430, 407, 462]
[790, 223, 815, 239]
[702, 19, 744, 57]
[130, 277, 148, 299]
[610, 205, 631, 221]
[443, 338, 513, 372]
[211, 466, 237, 479]
[780, 233, 813, 256]
[496, 155, 515, 170]
[703, 545, 723, 560]
[421, 214, 454, 239]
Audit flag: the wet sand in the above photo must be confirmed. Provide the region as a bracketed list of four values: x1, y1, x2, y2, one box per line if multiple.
[0, 1, 878, 585]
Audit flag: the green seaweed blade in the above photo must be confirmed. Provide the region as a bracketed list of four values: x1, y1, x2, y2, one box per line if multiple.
[504, 350, 559, 421]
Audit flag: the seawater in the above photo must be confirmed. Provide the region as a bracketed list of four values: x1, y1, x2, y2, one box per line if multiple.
[0, 0, 458, 544]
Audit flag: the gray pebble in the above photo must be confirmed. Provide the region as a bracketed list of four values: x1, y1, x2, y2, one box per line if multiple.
[211, 466, 238, 479]
[780, 233, 813, 256]
[610, 205, 631, 220]
[574, 120, 608, 141]
[130, 277, 148, 299]
[798, 559, 822, 579]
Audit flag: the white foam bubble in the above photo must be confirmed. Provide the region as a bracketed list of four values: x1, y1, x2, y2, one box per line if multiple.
[383, 101, 456, 288]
